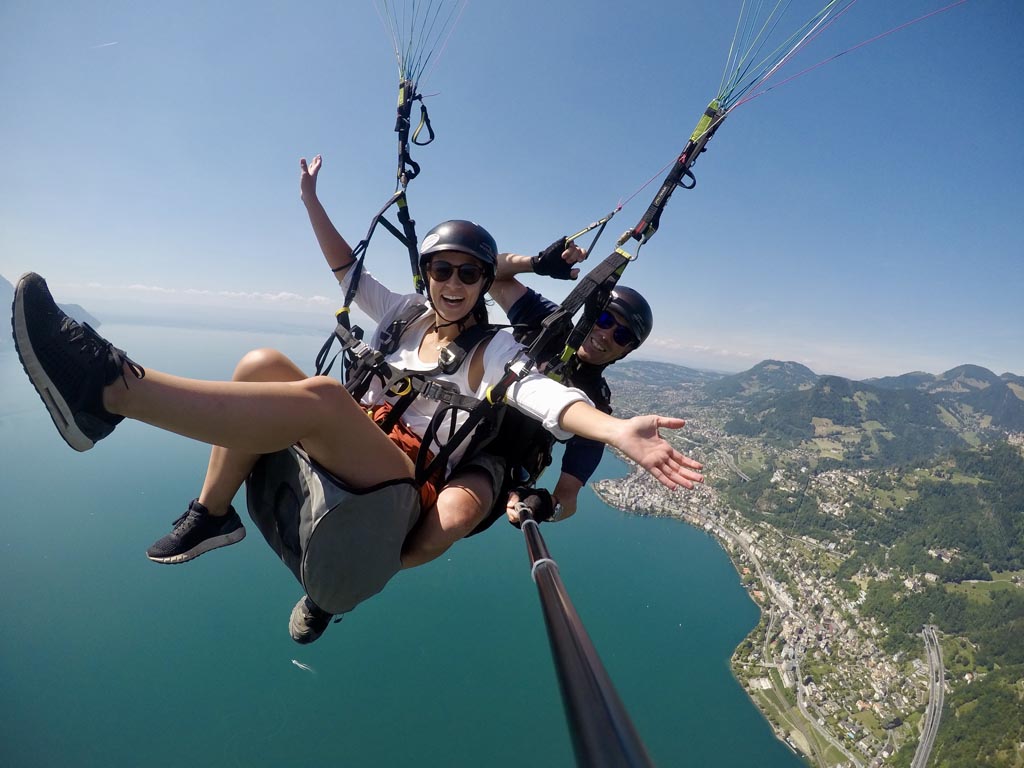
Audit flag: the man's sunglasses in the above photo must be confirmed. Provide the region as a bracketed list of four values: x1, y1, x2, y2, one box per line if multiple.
[426, 260, 486, 285]
[595, 310, 639, 347]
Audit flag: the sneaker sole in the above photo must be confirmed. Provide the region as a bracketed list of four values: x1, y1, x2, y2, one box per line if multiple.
[11, 275, 94, 452]
[147, 527, 247, 564]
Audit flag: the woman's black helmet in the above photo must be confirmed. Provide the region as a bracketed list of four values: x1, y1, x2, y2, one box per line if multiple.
[419, 220, 498, 288]
[606, 285, 653, 346]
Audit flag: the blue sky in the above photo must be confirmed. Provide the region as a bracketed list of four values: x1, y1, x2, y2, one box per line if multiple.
[1, 0, 1021, 379]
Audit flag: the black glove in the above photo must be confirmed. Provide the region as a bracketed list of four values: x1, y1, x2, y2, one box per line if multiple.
[508, 486, 554, 528]
[531, 237, 574, 280]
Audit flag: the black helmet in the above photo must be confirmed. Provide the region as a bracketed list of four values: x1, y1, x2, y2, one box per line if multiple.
[419, 220, 498, 286]
[606, 285, 653, 346]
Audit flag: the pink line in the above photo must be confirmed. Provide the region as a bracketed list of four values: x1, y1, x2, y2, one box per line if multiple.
[619, 156, 679, 209]
[421, 0, 470, 88]
[732, 0, 970, 111]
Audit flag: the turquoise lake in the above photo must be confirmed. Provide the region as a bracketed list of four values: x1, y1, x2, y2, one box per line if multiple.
[0, 323, 804, 767]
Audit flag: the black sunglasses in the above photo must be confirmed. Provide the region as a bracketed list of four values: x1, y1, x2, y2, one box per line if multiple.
[595, 310, 638, 347]
[426, 260, 486, 285]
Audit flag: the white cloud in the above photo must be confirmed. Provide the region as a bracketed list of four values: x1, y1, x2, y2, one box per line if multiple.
[57, 279, 333, 311]
[647, 335, 757, 360]
[127, 283, 178, 294]
[215, 289, 330, 304]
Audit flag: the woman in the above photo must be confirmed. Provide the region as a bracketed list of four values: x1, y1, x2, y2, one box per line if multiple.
[11, 155, 703, 644]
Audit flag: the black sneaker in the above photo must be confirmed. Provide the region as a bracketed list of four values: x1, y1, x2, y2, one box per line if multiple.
[146, 499, 246, 564]
[11, 272, 144, 452]
[289, 596, 337, 645]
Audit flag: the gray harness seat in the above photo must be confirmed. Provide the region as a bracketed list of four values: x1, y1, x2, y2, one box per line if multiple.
[245, 446, 420, 614]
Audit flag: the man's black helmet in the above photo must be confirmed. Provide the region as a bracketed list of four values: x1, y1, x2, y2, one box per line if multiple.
[419, 220, 498, 286]
[607, 285, 653, 346]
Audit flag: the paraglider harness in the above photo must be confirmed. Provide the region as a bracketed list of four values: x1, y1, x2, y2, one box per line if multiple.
[314, 302, 557, 533]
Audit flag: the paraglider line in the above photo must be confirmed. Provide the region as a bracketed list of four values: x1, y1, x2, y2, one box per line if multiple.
[732, 0, 970, 111]
[420, 0, 470, 88]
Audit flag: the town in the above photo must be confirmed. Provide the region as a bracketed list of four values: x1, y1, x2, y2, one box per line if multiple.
[593, 378, 971, 768]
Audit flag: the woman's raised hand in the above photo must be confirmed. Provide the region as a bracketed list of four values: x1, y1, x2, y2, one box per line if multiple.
[300, 155, 322, 203]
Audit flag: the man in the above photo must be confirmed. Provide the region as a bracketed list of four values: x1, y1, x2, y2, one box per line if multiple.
[491, 238, 655, 523]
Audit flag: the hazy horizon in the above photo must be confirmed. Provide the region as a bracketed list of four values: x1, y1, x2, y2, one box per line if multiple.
[4, 273, 1018, 382]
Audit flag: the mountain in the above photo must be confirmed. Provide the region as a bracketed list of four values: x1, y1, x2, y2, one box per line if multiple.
[1004, 373, 1024, 404]
[924, 365, 1024, 432]
[704, 359, 818, 399]
[0, 273, 12, 308]
[861, 364, 1024, 431]
[605, 359, 722, 387]
[935, 363, 1004, 388]
[726, 374, 963, 465]
[60, 303, 101, 327]
[867, 371, 938, 390]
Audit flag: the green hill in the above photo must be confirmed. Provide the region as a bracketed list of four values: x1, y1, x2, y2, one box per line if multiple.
[867, 370, 938, 390]
[704, 359, 817, 398]
[605, 359, 721, 387]
[713, 360, 1023, 465]
[722, 375, 961, 466]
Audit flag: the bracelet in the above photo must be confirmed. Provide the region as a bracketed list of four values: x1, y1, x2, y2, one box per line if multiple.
[331, 259, 356, 273]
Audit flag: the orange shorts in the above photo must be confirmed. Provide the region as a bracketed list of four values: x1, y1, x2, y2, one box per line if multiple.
[370, 403, 441, 511]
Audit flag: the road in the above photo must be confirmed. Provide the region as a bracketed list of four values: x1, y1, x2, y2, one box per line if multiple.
[911, 625, 945, 768]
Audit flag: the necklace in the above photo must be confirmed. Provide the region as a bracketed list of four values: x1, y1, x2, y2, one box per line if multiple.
[431, 316, 467, 351]
[430, 333, 450, 352]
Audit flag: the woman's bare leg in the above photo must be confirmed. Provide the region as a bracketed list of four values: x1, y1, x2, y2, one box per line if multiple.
[197, 349, 308, 516]
[401, 470, 494, 569]
[102, 359, 413, 488]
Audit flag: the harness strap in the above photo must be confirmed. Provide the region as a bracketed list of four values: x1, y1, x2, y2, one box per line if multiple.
[395, 80, 435, 189]
[316, 305, 427, 401]
[413, 357, 528, 485]
[628, 100, 725, 244]
[520, 248, 632, 382]
[395, 79, 419, 187]
[409, 377, 482, 411]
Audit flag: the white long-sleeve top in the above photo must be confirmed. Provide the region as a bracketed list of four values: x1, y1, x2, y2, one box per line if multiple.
[339, 267, 592, 472]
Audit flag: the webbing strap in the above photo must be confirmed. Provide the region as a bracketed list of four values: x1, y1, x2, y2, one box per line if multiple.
[628, 100, 726, 244]
[519, 248, 633, 381]
[395, 79, 435, 189]
[342, 189, 410, 318]
[395, 79, 419, 187]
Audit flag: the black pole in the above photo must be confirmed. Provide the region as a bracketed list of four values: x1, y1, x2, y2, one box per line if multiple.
[518, 508, 656, 768]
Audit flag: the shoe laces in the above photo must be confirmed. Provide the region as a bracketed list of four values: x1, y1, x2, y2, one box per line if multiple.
[61, 318, 146, 386]
[170, 506, 203, 534]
